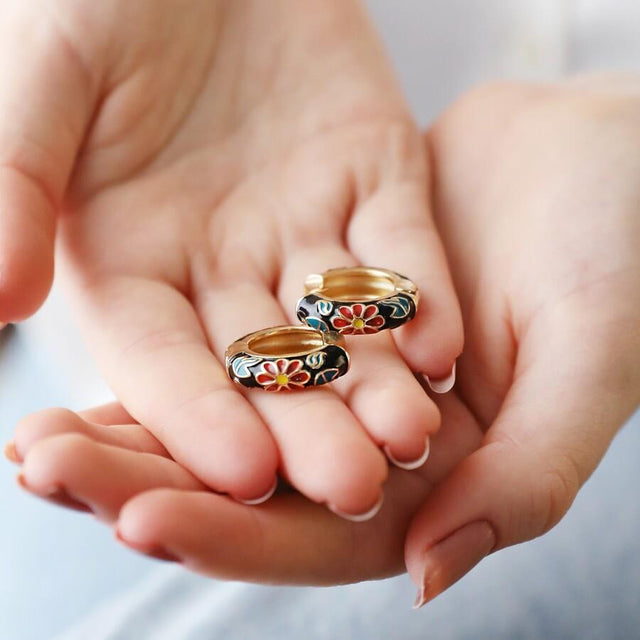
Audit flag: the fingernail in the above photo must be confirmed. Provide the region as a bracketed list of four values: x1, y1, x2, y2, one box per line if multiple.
[383, 436, 430, 471]
[15, 472, 93, 513]
[115, 528, 181, 563]
[4, 440, 22, 464]
[236, 477, 278, 506]
[328, 493, 384, 522]
[413, 520, 496, 609]
[424, 361, 456, 394]
[0, 322, 6, 330]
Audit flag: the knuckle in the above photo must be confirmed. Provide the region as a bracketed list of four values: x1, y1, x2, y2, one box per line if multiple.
[487, 435, 583, 541]
[15, 407, 80, 452]
[537, 455, 582, 536]
[22, 431, 94, 485]
[118, 488, 176, 541]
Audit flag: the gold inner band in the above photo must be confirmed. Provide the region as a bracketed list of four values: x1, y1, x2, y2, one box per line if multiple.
[318, 269, 396, 301]
[248, 327, 326, 358]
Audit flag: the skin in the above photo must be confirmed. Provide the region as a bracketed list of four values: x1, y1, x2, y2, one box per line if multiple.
[0, 1, 462, 514]
[10, 77, 640, 601]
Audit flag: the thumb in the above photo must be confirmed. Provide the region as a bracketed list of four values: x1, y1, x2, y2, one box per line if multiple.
[0, 7, 93, 323]
[405, 301, 640, 607]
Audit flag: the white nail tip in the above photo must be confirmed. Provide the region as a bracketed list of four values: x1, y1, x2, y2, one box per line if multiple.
[237, 479, 278, 506]
[328, 494, 384, 522]
[383, 437, 430, 471]
[424, 361, 456, 394]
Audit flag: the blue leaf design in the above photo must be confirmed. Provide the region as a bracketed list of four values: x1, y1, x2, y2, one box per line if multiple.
[314, 368, 340, 386]
[305, 352, 327, 370]
[316, 300, 334, 316]
[231, 355, 262, 379]
[305, 316, 330, 332]
[380, 295, 412, 319]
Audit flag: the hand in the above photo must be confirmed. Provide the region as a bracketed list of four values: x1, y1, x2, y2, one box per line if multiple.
[11, 76, 639, 600]
[1, 1, 461, 513]
[406, 74, 640, 603]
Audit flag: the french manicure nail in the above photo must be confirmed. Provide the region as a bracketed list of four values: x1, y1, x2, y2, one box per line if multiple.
[384, 436, 430, 471]
[16, 473, 93, 513]
[115, 529, 181, 563]
[3, 440, 21, 464]
[328, 493, 384, 522]
[424, 361, 456, 394]
[237, 477, 278, 506]
[413, 520, 496, 609]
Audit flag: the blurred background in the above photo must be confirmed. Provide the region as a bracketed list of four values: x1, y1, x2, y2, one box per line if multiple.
[2, 1, 639, 638]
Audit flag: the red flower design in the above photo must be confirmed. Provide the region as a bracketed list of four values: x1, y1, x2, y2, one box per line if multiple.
[331, 304, 385, 335]
[255, 359, 311, 391]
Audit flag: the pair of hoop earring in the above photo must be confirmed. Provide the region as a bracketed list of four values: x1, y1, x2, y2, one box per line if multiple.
[225, 266, 418, 392]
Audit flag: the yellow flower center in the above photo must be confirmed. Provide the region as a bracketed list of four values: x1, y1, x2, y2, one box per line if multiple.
[353, 318, 365, 329]
[275, 373, 289, 386]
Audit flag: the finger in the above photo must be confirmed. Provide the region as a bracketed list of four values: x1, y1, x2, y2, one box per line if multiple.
[114, 385, 487, 579]
[405, 307, 640, 607]
[279, 243, 440, 467]
[346, 145, 463, 383]
[194, 267, 388, 519]
[115, 468, 427, 584]
[0, 7, 93, 320]
[335, 336, 438, 467]
[71, 276, 279, 503]
[17, 432, 205, 523]
[12, 407, 169, 463]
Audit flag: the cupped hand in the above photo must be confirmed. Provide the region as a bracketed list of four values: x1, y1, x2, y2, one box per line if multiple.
[1, 1, 461, 513]
[10, 69, 640, 603]
[406, 75, 640, 604]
